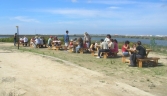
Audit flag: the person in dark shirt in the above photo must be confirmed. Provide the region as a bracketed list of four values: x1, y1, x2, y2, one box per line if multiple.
[129, 41, 146, 67]
[14, 33, 17, 46]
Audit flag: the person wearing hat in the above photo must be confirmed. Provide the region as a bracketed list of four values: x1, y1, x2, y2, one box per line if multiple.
[84, 32, 91, 47]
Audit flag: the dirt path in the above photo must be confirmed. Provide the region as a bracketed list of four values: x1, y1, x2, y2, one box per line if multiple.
[0, 43, 155, 96]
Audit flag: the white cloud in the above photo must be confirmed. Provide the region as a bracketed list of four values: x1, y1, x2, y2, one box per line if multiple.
[71, 0, 77, 3]
[108, 6, 120, 9]
[13, 16, 39, 23]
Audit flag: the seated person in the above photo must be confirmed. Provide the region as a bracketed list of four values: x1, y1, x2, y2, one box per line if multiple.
[69, 39, 74, 48]
[23, 36, 28, 46]
[96, 39, 110, 58]
[94, 41, 98, 49]
[130, 43, 137, 54]
[108, 39, 114, 50]
[43, 37, 46, 47]
[39, 37, 44, 47]
[109, 39, 119, 56]
[76, 37, 83, 53]
[19, 37, 24, 44]
[35, 37, 41, 47]
[129, 41, 146, 67]
[122, 40, 130, 56]
[89, 42, 96, 51]
[112, 39, 119, 53]
[30, 37, 35, 47]
[53, 36, 61, 46]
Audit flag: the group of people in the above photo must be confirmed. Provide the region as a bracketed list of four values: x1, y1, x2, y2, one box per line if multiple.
[47, 36, 62, 47]
[122, 40, 146, 67]
[14, 31, 147, 67]
[19, 36, 29, 46]
[30, 36, 46, 48]
[95, 34, 119, 58]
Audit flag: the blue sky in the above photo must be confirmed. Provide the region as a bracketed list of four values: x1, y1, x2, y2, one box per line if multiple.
[0, 0, 167, 35]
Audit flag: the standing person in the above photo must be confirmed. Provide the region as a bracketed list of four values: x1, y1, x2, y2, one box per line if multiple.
[96, 39, 110, 58]
[64, 30, 69, 51]
[129, 41, 146, 67]
[14, 33, 17, 46]
[84, 32, 91, 47]
[47, 36, 53, 47]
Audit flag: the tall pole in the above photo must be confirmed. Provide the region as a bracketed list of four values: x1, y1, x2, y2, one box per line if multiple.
[16, 26, 19, 49]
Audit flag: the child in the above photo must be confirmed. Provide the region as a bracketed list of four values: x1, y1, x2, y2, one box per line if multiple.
[69, 39, 74, 48]
[130, 43, 137, 54]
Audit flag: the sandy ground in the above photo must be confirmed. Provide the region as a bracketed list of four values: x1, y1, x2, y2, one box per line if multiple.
[0, 43, 159, 96]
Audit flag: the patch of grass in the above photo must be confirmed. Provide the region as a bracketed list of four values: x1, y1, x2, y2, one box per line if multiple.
[54, 60, 64, 64]
[99, 80, 105, 83]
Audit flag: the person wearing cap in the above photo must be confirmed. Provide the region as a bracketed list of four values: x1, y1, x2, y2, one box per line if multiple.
[84, 32, 91, 47]
[96, 39, 110, 58]
[47, 36, 53, 47]
[64, 30, 69, 51]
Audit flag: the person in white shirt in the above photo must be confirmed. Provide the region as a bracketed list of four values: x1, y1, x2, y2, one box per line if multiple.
[23, 36, 28, 46]
[35, 37, 41, 47]
[104, 34, 111, 43]
[39, 37, 44, 46]
[96, 39, 110, 58]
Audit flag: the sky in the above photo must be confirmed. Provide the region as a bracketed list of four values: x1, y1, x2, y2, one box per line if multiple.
[0, 0, 167, 35]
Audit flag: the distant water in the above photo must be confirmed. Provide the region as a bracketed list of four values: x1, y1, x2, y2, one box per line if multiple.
[0, 36, 10, 38]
